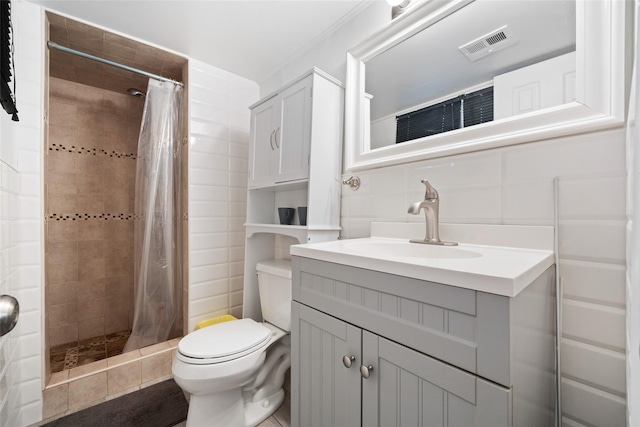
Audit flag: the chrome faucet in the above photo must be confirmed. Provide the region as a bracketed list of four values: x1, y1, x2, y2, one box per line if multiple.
[407, 180, 457, 246]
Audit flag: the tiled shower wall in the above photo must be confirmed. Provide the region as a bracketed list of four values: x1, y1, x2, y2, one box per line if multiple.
[340, 128, 627, 426]
[45, 77, 144, 346]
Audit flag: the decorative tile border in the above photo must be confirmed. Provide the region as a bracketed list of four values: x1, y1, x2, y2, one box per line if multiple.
[47, 213, 139, 221]
[49, 143, 137, 159]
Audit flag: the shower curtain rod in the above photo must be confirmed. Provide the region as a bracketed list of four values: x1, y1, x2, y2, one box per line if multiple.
[47, 41, 184, 87]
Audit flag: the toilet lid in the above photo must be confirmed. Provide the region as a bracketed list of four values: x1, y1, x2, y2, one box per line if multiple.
[178, 318, 271, 360]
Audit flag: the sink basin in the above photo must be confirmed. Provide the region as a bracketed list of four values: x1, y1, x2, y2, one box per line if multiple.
[344, 240, 482, 260]
[290, 224, 555, 297]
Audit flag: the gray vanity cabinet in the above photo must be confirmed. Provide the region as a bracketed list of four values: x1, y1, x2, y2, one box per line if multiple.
[291, 256, 556, 427]
[292, 301, 511, 427]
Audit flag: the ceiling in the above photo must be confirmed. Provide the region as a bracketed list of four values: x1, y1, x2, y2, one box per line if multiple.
[29, 0, 373, 85]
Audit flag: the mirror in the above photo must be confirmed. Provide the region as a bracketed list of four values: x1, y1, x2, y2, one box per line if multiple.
[344, 0, 625, 171]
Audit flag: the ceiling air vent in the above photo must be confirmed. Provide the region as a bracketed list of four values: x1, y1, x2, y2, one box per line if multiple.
[459, 26, 516, 61]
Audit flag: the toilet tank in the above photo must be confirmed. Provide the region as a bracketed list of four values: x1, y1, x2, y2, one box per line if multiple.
[256, 260, 292, 331]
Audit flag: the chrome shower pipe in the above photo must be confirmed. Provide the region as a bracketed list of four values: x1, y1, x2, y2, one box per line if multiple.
[47, 41, 184, 87]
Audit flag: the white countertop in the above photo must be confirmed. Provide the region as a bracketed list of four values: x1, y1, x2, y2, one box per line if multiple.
[291, 224, 555, 297]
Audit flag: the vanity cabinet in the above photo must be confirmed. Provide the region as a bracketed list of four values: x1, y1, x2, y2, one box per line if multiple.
[292, 302, 511, 427]
[291, 256, 556, 427]
[242, 68, 344, 321]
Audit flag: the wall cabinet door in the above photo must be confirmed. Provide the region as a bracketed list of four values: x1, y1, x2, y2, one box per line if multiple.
[249, 98, 278, 187]
[362, 332, 512, 427]
[291, 302, 362, 427]
[275, 75, 312, 183]
[249, 75, 312, 188]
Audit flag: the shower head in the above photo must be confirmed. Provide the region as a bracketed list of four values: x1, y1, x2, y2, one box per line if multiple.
[127, 88, 146, 97]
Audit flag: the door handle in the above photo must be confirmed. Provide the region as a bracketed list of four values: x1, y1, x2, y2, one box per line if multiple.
[269, 130, 276, 150]
[274, 127, 280, 148]
[0, 295, 19, 337]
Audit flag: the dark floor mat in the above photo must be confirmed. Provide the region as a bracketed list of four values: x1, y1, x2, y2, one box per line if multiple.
[43, 379, 188, 427]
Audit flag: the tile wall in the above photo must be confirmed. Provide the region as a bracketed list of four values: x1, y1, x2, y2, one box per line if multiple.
[186, 60, 259, 332]
[0, 2, 45, 425]
[45, 77, 144, 347]
[340, 128, 627, 426]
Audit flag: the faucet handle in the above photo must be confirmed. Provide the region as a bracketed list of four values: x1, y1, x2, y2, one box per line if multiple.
[420, 179, 439, 199]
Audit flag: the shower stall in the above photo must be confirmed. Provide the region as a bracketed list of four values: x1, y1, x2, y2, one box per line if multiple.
[44, 12, 188, 376]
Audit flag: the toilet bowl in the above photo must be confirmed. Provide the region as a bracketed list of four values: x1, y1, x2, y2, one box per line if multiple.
[172, 260, 292, 427]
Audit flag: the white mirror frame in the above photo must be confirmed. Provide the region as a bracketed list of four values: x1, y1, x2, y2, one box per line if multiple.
[344, 0, 626, 172]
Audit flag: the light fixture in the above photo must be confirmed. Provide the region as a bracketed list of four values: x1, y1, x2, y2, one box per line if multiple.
[386, 0, 411, 19]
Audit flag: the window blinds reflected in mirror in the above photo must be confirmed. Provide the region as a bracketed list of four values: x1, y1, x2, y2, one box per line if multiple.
[395, 86, 493, 143]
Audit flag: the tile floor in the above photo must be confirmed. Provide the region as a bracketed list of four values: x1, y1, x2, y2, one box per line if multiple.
[49, 330, 131, 373]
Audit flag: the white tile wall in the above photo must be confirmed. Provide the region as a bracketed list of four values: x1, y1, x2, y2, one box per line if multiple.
[0, 2, 45, 426]
[341, 128, 628, 426]
[187, 60, 259, 331]
[0, 161, 21, 427]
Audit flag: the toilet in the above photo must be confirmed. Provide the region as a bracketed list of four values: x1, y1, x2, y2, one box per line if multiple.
[172, 260, 292, 427]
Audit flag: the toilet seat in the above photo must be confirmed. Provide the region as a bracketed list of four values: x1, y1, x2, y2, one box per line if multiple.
[178, 318, 272, 365]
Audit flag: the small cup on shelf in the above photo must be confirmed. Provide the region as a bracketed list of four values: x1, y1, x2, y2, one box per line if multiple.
[278, 207, 295, 225]
[297, 206, 308, 226]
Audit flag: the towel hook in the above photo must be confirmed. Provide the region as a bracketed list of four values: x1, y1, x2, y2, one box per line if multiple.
[339, 176, 361, 191]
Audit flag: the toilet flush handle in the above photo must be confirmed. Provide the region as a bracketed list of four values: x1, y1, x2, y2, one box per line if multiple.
[342, 355, 356, 369]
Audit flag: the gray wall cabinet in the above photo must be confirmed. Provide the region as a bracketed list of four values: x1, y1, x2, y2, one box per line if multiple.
[291, 256, 556, 427]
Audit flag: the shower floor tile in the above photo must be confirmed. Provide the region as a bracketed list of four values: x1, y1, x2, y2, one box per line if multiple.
[50, 330, 131, 374]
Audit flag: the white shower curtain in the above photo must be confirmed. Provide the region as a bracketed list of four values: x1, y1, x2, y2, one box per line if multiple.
[124, 79, 183, 352]
[627, 0, 640, 423]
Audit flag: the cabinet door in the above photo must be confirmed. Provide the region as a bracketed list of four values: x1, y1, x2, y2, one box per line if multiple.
[275, 75, 312, 183]
[362, 332, 512, 427]
[249, 97, 278, 187]
[291, 302, 361, 427]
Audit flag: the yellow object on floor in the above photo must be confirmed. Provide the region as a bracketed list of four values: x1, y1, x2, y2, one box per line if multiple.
[195, 314, 238, 330]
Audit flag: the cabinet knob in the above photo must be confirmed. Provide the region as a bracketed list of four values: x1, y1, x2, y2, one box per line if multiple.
[360, 364, 374, 379]
[342, 355, 356, 369]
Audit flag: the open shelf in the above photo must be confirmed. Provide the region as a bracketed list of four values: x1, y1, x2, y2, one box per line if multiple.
[245, 223, 342, 244]
[245, 223, 309, 242]
[248, 179, 309, 192]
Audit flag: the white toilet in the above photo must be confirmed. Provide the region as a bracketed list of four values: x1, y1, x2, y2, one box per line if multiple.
[172, 260, 292, 427]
